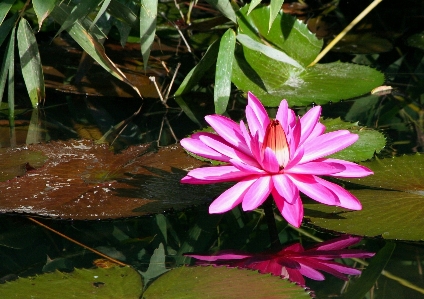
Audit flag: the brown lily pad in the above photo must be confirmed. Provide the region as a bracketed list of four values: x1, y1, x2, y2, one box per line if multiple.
[0, 140, 225, 220]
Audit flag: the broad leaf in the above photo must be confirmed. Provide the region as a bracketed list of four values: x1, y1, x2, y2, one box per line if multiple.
[323, 118, 386, 162]
[17, 18, 45, 108]
[304, 155, 424, 241]
[0, 141, 228, 220]
[143, 266, 312, 298]
[215, 29, 236, 114]
[0, 267, 142, 298]
[140, 0, 158, 69]
[33, 0, 57, 30]
[233, 5, 384, 107]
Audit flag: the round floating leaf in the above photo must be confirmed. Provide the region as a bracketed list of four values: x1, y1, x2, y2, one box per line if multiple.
[323, 118, 386, 162]
[0, 267, 142, 298]
[233, 5, 384, 107]
[0, 140, 228, 220]
[143, 266, 312, 298]
[304, 155, 424, 241]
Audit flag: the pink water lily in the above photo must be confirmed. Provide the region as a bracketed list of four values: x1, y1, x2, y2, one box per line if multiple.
[180, 92, 373, 227]
[185, 235, 374, 286]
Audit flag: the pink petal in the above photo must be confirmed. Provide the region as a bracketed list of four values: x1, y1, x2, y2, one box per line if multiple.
[273, 189, 303, 227]
[180, 136, 229, 162]
[199, 133, 260, 167]
[297, 263, 326, 281]
[209, 179, 257, 213]
[312, 235, 362, 251]
[285, 268, 306, 285]
[246, 92, 270, 141]
[242, 176, 273, 211]
[262, 147, 280, 173]
[313, 177, 362, 210]
[184, 165, 250, 182]
[286, 174, 338, 206]
[318, 158, 374, 178]
[303, 122, 326, 143]
[300, 131, 359, 163]
[288, 119, 301, 159]
[299, 106, 322, 145]
[186, 252, 252, 262]
[240, 120, 253, 152]
[276, 99, 289, 133]
[230, 159, 266, 174]
[205, 115, 250, 154]
[285, 161, 344, 175]
[272, 174, 299, 204]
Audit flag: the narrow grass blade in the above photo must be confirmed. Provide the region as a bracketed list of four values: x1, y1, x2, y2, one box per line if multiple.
[32, 0, 57, 30]
[140, 0, 158, 70]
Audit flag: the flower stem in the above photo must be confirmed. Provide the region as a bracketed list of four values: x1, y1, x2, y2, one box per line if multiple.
[262, 197, 280, 249]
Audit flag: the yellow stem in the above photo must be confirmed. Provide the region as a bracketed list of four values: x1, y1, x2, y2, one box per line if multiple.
[308, 0, 383, 67]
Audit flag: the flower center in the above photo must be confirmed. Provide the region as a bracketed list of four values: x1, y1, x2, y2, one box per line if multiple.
[263, 120, 290, 167]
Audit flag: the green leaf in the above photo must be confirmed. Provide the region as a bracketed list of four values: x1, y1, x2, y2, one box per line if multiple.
[174, 39, 220, 96]
[33, 0, 57, 30]
[143, 266, 312, 298]
[17, 18, 45, 108]
[90, 0, 112, 31]
[269, 0, 284, 31]
[0, 267, 142, 298]
[215, 29, 236, 114]
[0, 26, 15, 109]
[140, 243, 169, 289]
[233, 5, 384, 107]
[205, 0, 237, 23]
[0, 0, 14, 26]
[340, 242, 395, 299]
[247, 0, 262, 15]
[0, 14, 17, 48]
[55, 0, 102, 37]
[323, 118, 386, 162]
[108, 0, 139, 29]
[304, 154, 424, 241]
[408, 31, 424, 51]
[140, 0, 158, 70]
[237, 34, 303, 69]
[7, 25, 14, 123]
[50, 4, 142, 98]
[238, 5, 322, 67]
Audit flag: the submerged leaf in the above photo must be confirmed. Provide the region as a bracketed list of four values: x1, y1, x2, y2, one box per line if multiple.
[0, 140, 227, 220]
[304, 154, 424, 241]
[143, 266, 312, 298]
[0, 267, 142, 298]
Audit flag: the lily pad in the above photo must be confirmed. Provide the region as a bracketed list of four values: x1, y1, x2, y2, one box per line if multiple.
[0, 140, 227, 220]
[304, 154, 424, 241]
[0, 267, 142, 298]
[232, 5, 384, 107]
[323, 118, 386, 162]
[143, 266, 312, 298]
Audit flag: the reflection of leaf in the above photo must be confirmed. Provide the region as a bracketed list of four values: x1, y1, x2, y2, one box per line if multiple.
[140, 243, 169, 289]
[0, 267, 143, 298]
[304, 155, 424, 241]
[143, 266, 312, 298]
[0, 140, 227, 220]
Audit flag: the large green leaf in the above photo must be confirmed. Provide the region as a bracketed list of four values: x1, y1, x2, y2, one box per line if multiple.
[232, 5, 384, 107]
[215, 29, 236, 114]
[0, 267, 143, 298]
[17, 18, 45, 108]
[304, 155, 424, 241]
[143, 266, 312, 298]
[0, 0, 14, 27]
[140, 0, 158, 69]
[323, 118, 386, 162]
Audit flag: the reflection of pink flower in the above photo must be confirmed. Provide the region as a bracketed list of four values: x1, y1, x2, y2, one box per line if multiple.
[181, 92, 372, 227]
[185, 235, 374, 286]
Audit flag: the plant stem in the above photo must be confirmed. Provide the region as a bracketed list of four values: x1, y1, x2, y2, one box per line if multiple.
[262, 197, 280, 249]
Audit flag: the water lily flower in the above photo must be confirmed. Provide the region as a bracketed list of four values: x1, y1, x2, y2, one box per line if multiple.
[185, 235, 374, 286]
[180, 92, 373, 227]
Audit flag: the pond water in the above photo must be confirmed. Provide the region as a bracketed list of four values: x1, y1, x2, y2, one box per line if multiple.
[0, 0, 424, 298]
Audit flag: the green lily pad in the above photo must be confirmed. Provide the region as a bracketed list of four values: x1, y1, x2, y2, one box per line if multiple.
[232, 5, 384, 107]
[0, 267, 142, 298]
[304, 154, 424, 241]
[143, 266, 312, 298]
[323, 118, 386, 162]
